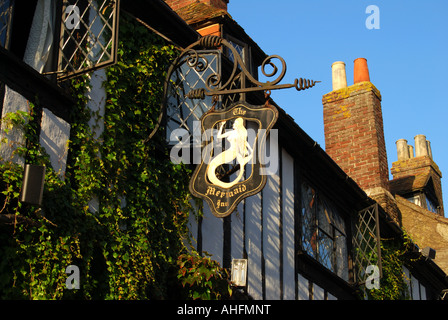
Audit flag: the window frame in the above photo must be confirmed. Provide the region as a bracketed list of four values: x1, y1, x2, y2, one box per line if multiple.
[424, 192, 439, 214]
[53, 0, 120, 81]
[165, 49, 222, 148]
[0, 0, 14, 50]
[223, 34, 250, 72]
[405, 190, 439, 214]
[299, 179, 350, 282]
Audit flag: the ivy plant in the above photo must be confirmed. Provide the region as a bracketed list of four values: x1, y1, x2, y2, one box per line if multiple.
[362, 233, 416, 300]
[0, 12, 232, 300]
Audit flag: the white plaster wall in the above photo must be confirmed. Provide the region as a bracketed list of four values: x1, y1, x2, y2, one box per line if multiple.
[86, 68, 107, 213]
[39, 108, 70, 179]
[0, 87, 30, 166]
[86, 69, 106, 140]
[245, 193, 262, 300]
[262, 133, 281, 300]
[190, 131, 301, 300]
[282, 148, 295, 300]
[230, 202, 244, 260]
[201, 204, 223, 265]
[185, 201, 199, 252]
[1, 0, 109, 183]
[313, 283, 325, 300]
[86, 3, 108, 213]
[35, 0, 71, 178]
[22, 0, 53, 72]
[297, 273, 309, 300]
[85, 0, 107, 141]
[0, 0, 53, 165]
[1, 0, 72, 180]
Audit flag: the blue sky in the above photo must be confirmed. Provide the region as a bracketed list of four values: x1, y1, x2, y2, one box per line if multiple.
[228, 0, 448, 212]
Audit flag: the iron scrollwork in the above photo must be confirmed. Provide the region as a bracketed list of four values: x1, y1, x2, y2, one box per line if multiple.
[146, 35, 320, 217]
[146, 35, 319, 142]
[145, 35, 320, 142]
[184, 35, 320, 99]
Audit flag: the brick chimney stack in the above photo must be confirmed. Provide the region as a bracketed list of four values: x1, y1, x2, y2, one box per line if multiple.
[164, 0, 229, 11]
[391, 135, 444, 216]
[323, 58, 390, 198]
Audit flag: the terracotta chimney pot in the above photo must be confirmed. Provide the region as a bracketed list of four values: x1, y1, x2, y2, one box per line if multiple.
[353, 58, 370, 84]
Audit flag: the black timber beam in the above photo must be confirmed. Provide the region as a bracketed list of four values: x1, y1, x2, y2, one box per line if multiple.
[0, 46, 74, 122]
[121, 0, 199, 49]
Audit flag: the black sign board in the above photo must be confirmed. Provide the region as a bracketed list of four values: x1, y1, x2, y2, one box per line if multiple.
[189, 102, 278, 217]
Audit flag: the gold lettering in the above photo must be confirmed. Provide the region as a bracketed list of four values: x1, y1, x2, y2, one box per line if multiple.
[209, 184, 250, 210]
[233, 107, 246, 116]
[206, 186, 215, 196]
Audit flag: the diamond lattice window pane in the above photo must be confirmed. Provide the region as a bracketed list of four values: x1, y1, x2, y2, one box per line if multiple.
[57, 0, 119, 80]
[227, 38, 245, 66]
[221, 71, 241, 109]
[166, 50, 221, 144]
[353, 204, 382, 284]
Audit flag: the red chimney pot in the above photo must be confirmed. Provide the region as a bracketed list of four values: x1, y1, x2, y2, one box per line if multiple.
[353, 58, 370, 84]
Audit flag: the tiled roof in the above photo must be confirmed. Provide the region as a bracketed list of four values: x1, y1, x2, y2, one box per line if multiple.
[176, 2, 230, 25]
[389, 171, 431, 195]
[172, 1, 267, 66]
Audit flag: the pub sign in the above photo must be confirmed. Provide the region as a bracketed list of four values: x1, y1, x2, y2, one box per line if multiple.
[189, 102, 278, 217]
[150, 35, 319, 218]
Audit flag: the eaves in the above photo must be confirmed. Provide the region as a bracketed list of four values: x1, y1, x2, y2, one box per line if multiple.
[121, 0, 200, 49]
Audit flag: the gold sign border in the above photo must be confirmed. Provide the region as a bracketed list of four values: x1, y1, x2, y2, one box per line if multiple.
[189, 102, 278, 218]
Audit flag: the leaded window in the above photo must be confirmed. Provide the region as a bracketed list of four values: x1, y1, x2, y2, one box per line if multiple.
[425, 194, 438, 214]
[0, 0, 119, 79]
[56, 0, 120, 80]
[353, 203, 382, 285]
[225, 35, 246, 69]
[222, 34, 256, 107]
[405, 191, 439, 214]
[0, 0, 13, 49]
[166, 50, 221, 145]
[300, 181, 349, 281]
[166, 33, 259, 146]
[406, 194, 422, 206]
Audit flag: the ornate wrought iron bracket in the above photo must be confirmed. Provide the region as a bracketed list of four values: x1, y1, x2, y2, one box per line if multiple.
[150, 35, 321, 217]
[145, 35, 319, 142]
[183, 35, 320, 100]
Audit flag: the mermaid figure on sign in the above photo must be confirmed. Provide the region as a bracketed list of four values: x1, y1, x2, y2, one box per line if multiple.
[207, 117, 253, 188]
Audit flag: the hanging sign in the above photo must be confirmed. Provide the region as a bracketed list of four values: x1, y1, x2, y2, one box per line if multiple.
[189, 101, 278, 217]
[152, 35, 319, 218]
